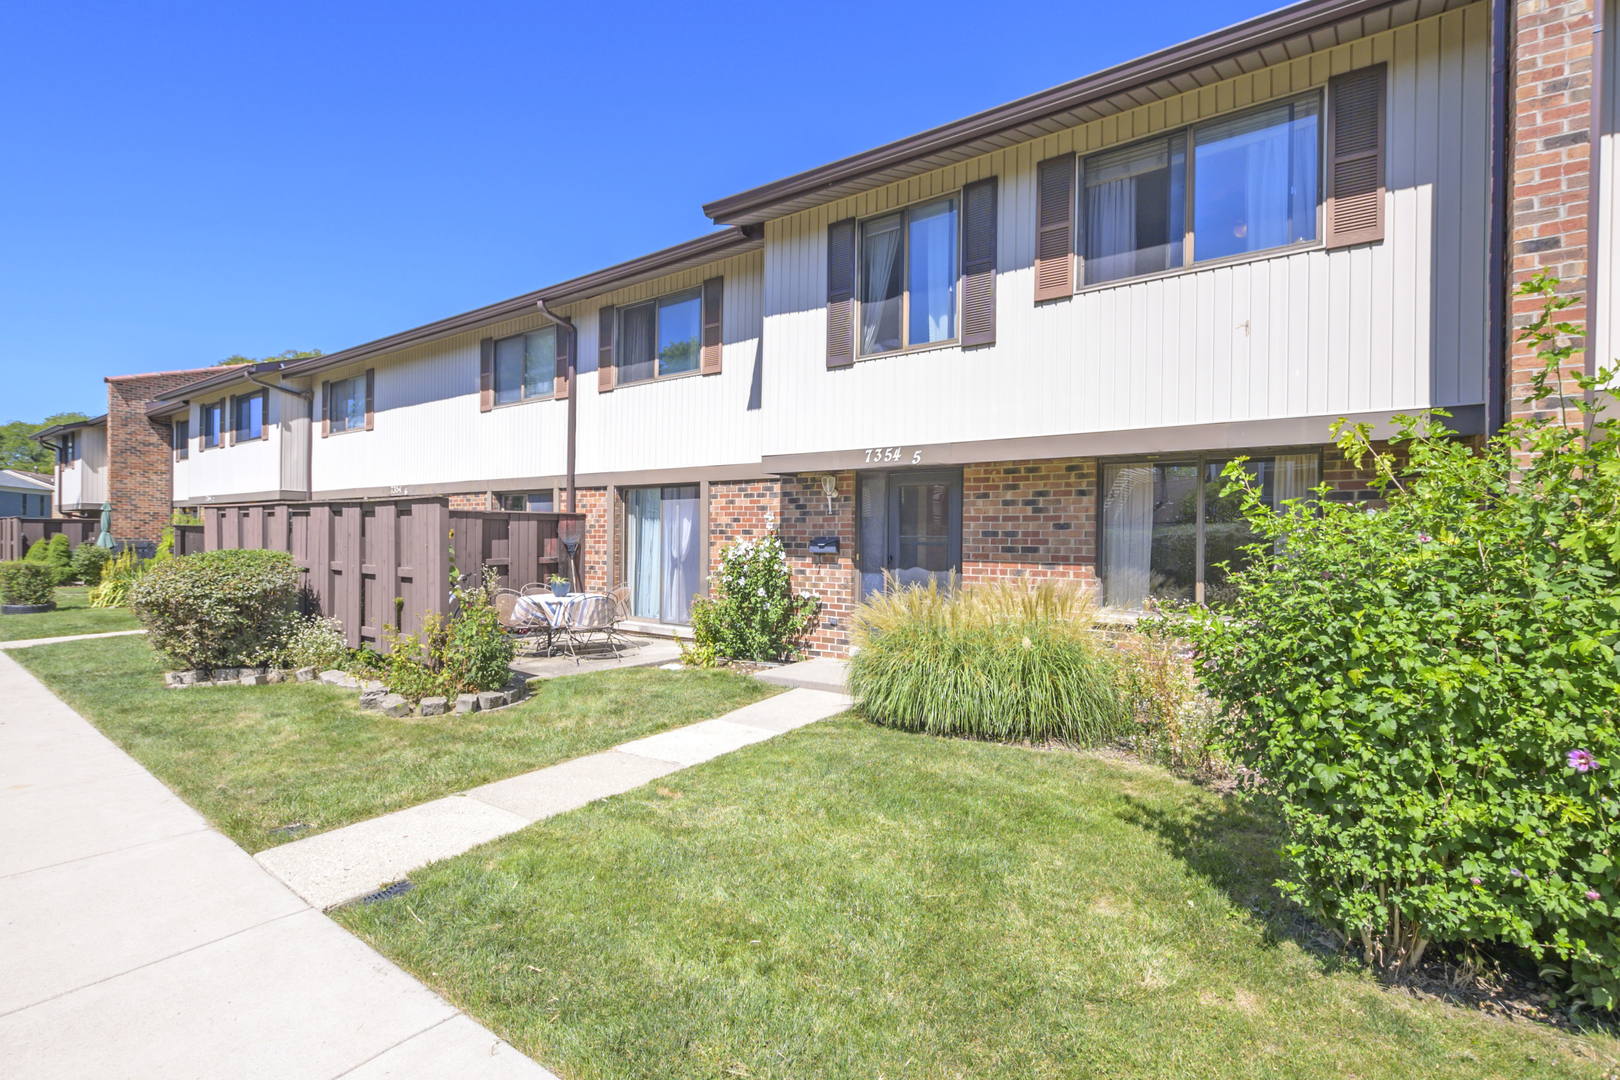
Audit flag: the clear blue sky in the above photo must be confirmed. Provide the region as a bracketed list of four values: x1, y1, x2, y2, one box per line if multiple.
[0, 0, 1283, 421]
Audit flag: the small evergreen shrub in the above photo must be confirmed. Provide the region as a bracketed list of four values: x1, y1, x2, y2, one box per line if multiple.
[0, 561, 56, 607]
[70, 543, 112, 588]
[1169, 275, 1620, 1007]
[130, 549, 299, 670]
[24, 537, 51, 562]
[849, 576, 1128, 746]
[685, 532, 818, 663]
[45, 534, 73, 584]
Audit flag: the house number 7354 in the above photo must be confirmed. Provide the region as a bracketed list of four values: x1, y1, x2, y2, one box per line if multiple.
[864, 447, 922, 464]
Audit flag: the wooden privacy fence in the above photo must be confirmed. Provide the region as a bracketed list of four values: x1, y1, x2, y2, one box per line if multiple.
[0, 517, 100, 562]
[195, 499, 586, 653]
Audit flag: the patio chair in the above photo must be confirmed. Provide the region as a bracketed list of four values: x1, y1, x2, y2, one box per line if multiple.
[609, 584, 632, 619]
[494, 589, 550, 655]
[559, 593, 623, 663]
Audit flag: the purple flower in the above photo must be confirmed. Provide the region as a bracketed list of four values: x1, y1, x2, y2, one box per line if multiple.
[1417, 532, 1432, 544]
[1569, 749, 1597, 773]
[1470, 877, 1482, 886]
[1588, 890, 1602, 901]
[1511, 869, 1524, 878]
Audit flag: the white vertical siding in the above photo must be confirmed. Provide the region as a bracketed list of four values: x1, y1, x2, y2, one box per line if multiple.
[760, 4, 1491, 458]
[279, 389, 311, 494]
[1597, 0, 1620, 384]
[183, 395, 285, 499]
[61, 426, 108, 509]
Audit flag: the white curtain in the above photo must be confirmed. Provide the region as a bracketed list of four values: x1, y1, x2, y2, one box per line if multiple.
[860, 216, 903, 355]
[858, 474, 887, 600]
[1102, 465, 1156, 609]
[662, 492, 698, 624]
[1273, 454, 1319, 505]
[1241, 124, 1292, 252]
[627, 488, 661, 620]
[908, 199, 957, 344]
[1086, 179, 1137, 283]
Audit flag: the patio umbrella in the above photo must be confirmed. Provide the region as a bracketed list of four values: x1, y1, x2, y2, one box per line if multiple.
[96, 502, 114, 550]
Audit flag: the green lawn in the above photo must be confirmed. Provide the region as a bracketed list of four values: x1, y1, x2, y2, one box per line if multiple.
[11, 634, 779, 852]
[336, 717, 1619, 1080]
[0, 586, 140, 641]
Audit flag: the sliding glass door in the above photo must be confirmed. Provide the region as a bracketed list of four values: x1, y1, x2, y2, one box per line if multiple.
[624, 485, 701, 623]
[1100, 452, 1319, 609]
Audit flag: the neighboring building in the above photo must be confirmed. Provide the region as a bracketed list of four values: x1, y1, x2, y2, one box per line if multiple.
[147, 0, 1614, 655]
[0, 469, 54, 518]
[35, 368, 214, 549]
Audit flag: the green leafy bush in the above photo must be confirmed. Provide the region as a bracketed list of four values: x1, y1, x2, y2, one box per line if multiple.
[1117, 628, 1225, 775]
[24, 537, 50, 563]
[1168, 275, 1620, 1007]
[90, 548, 150, 608]
[45, 534, 74, 584]
[130, 549, 299, 670]
[71, 543, 112, 588]
[848, 576, 1129, 746]
[377, 572, 515, 701]
[686, 532, 818, 663]
[0, 561, 56, 607]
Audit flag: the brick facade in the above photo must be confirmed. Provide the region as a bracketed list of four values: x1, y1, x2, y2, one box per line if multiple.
[102, 369, 213, 547]
[961, 459, 1099, 586]
[1510, 0, 1599, 419]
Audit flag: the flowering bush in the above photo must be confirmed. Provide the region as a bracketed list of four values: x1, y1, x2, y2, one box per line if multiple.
[1168, 275, 1620, 1008]
[277, 613, 350, 671]
[685, 532, 818, 663]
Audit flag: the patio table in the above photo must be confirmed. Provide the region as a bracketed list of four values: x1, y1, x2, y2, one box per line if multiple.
[514, 592, 606, 653]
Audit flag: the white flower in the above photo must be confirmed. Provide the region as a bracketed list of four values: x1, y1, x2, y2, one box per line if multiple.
[757, 587, 766, 596]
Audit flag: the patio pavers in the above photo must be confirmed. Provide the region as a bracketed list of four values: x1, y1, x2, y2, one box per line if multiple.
[0, 649, 555, 1080]
[253, 688, 853, 910]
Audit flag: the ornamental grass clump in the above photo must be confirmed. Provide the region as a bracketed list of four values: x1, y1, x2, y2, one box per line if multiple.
[848, 576, 1128, 746]
[1168, 274, 1620, 1009]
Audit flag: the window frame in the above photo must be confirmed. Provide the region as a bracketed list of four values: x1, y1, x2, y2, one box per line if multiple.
[1075, 90, 1325, 292]
[60, 431, 80, 466]
[614, 287, 705, 387]
[201, 402, 223, 449]
[328, 374, 367, 435]
[233, 389, 268, 443]
[496, 491, 557, 513]
[854, 192, 964, 360]
[1095, 446, 1324, 606]
[173, 418, 189, 461]
[491, 326, 557, 407]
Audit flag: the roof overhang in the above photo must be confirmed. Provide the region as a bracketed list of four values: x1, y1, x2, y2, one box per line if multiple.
[703, 0, 1476, 225]
[144, 361, 290, 416]
[272, 227, 762, 381]
[33, 414, 107, 442]
[0, 469, 55, 492]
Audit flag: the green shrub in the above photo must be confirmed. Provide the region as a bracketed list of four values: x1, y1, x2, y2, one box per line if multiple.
[89, 548, 150, 608]
[24, 537, 50, 562]
[376, 572, 515, 701]
[686, 532, 818, 663]
[70, 542, 112, 588]
[130, 549, 299, 670]
[277, 613, 350, 671]
[1117, 628, 1225, 776]
[0, 561, 56, 607]
[1168, 275, 1620, 1007]
[848, 576, 1128, 746]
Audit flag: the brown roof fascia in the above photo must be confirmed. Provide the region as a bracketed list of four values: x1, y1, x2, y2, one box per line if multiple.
[33, 414, 108, 441]
[275, 227, 761, 381]
[702, 0, 1427, 224]
[145, 361, 290, 414]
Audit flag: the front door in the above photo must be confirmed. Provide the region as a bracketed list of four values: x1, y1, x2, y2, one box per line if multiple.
[624, 485, 701, 623]
[856, 470, 963, 599]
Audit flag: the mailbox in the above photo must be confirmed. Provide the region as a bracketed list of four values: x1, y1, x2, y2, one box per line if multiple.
[808, 536, 840, 555]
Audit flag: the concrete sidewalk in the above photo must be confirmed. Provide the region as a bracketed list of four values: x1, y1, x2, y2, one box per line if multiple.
[0, 649, 554, 1080]
[0, 628, 147, 651]
[256, 687, 853, 910]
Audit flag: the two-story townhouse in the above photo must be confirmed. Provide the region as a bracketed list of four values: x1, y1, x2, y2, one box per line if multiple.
[150, 0, 1615, 656]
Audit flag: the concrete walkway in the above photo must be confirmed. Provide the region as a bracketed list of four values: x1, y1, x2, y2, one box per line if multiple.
[0, 627, 147, 650]
[256, 687, 852, 909]
[0, 649, 555, 1080]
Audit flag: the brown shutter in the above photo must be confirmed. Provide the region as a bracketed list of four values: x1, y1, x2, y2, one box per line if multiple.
[259, 389, 270, 439]
[479, 336, 494, 412]
[961, 176, 998, 347]
[597, 306, 616, 393]
[826, 218, 856, 368]
[1326, 64, 1386, 249]
[226, 396, 237, 446]
[554, 323, 572, 400]
[321, 382, 331, 437]
[364, 369, 375, 430]
[701, 277, 724, 374]
[1034, 154, 1075, 302]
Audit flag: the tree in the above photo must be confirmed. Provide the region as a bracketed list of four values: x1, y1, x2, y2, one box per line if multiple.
[216, 349, 323, 367]
[0, 412, 91, 472]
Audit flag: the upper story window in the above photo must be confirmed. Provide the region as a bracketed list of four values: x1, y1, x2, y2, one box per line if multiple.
[495, 327, 555, 404]
[173, 419, 189, 460]
[329, 374, 367, 433]
[859, 195, 958, 356]
[201, 403, 222, 449]
[1083, 94, 1320, 286]
[618, 289, 702, 384]
[59, 431, 80, 464]
[234, 391, 265, 441]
